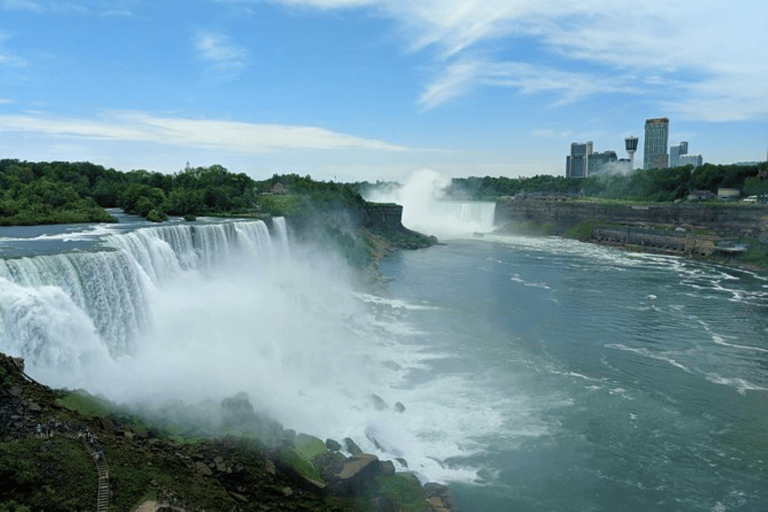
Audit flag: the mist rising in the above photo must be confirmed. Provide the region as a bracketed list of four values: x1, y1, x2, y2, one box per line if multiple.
[364, 168, 496, 237]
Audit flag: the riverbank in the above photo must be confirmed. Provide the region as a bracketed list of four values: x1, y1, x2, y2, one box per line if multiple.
[495, 199, 768, 273]
[0, 353, 457, 512]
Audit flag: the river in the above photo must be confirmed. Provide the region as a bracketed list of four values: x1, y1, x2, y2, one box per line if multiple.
[1, 207, 767, 511]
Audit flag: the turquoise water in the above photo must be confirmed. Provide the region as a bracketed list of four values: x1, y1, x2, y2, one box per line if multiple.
[379, 235, 768, 511]
[1, 211, 766, 511]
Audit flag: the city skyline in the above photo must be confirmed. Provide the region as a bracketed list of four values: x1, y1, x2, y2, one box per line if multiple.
[0, 0, 766, 183]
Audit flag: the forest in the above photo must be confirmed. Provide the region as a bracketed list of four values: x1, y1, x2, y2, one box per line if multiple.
[1, 158, 767, 226]
[439, 161, 768, 202]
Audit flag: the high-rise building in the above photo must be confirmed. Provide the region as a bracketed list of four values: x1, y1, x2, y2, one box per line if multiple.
[565, 141, 619, 178]
[644, 118, 669, 169]
[679, 154, 703, 168]
[669, 141, 688, 167]
[566, 141, 593, 178]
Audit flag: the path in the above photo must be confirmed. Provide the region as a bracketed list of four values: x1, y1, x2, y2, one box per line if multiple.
[35, 429, 110, 512]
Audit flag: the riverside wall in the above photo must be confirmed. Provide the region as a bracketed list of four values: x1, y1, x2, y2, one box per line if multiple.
[495, 200, 768, 255]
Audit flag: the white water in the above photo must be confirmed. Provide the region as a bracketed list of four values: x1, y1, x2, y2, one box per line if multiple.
[0, 216, 492, 483]
[364, 168, 496, 237]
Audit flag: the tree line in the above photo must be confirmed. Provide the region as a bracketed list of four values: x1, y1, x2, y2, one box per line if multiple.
[444, 162, 768, 202]
[0, 160, 257, 225]
[2, 158, 766, 226]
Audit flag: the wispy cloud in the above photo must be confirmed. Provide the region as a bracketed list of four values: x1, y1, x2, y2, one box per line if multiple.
[0, 0, 42, 11]
[0, 31, 27, 68]
[420, 58, 644, 110]
[193, 31, 249, 79]
[0, 111, 409, 152]
[250, 0, 768, 121]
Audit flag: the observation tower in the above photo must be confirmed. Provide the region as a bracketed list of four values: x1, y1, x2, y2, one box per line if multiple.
[625, 136, 639, 170]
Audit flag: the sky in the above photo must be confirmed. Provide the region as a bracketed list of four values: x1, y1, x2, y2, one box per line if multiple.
[0, 0, 767, 183]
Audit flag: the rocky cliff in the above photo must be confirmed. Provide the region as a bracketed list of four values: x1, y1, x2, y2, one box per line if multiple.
[496, 200, 768, 262]
[496, 200, 768, 241]
[0, 353, 457, 512]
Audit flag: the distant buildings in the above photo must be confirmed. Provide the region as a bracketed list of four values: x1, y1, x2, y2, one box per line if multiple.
[670, 141, 703, 168]
[565, 117, 705, 179]
[565, 141, 621, 178]
[644, 118, 669, 169]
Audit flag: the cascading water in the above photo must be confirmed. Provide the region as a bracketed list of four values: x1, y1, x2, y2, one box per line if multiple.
[0, 219, 284, 372]
[0, 213, 506, 486]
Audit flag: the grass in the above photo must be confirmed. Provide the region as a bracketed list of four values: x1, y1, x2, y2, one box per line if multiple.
[0, 437, 97, 511]
[56, 389, 113, 417]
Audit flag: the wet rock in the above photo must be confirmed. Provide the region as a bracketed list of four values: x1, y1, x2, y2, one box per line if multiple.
[424, 483, 457, 512]
[195, 461, 213, 476]
[316, 453, 381, 496]
[325, 438, 342, 451]
[379, 460, 396, 476]
[343, 437, 363, 457]
[394, 402, 405, 413]
[395, 457, 408, 468]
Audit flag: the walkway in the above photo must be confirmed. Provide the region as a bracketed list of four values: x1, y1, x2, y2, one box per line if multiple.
[35, 428, 110, 512]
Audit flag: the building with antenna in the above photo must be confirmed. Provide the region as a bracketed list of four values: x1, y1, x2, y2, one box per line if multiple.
[644, 118, 669, 169]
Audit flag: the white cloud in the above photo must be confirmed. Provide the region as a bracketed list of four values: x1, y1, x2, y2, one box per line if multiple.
[420, 58, 644, 109]
[0, 111, 409, 152]
[193, 31, 250, 78]
[252, 0, 768, 121]
[0, 98, 13, 104]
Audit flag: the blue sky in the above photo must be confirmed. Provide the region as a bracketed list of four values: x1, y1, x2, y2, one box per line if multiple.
[0, 0, 766, 182]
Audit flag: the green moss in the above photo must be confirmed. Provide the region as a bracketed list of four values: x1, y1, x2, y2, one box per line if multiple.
[732, 239, 768, 268]
[56, 389, 112, 417]
[294, 433, 328, 462]
[564, 220, 595, 241]
[277, 447, 327, 487]
[363, 473, 429, 512]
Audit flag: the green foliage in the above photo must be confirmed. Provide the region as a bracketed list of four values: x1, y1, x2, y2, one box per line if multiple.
[277, 447, 327, 486]
[564, 221, 596, 241]
[0, 437, 96, 511]
[743, 177, 768, 197]
[358, 474, 429, 512]
[293, 433, 328, 462]
[0, 159, 257, 224]
[443, 162, 768, 203]
[146, 208, 167, 223]
[56, 389, 113, 417]
[321, 225, 373, 268]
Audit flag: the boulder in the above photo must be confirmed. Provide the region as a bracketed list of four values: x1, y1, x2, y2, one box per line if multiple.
[424, 483, 457, 512]
[325, 438, 342, 451]
[379, 459, 396, 476]
[314, 452, 381, 496]
[343, 437, 363, 456]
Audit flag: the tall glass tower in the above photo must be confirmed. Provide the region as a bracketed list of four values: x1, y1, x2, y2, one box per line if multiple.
[643, 118, 669, 169]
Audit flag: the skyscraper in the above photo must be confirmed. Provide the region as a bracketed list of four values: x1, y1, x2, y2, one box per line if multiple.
[669, 141, 688, 167]
[566, 141, 593, 178]
[644, 118, 669, 169]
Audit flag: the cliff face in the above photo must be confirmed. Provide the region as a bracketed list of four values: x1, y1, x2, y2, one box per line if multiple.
[496, 201, 768, 243]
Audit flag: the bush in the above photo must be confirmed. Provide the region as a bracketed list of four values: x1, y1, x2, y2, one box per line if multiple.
[147, 209, 167, 223]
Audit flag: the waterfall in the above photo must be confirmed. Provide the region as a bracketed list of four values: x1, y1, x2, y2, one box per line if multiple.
[0, 220, 277, 367]
[401, 200, 497, 237]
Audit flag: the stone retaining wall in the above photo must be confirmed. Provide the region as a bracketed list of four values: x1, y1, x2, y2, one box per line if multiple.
[496, 201, 768, 242]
